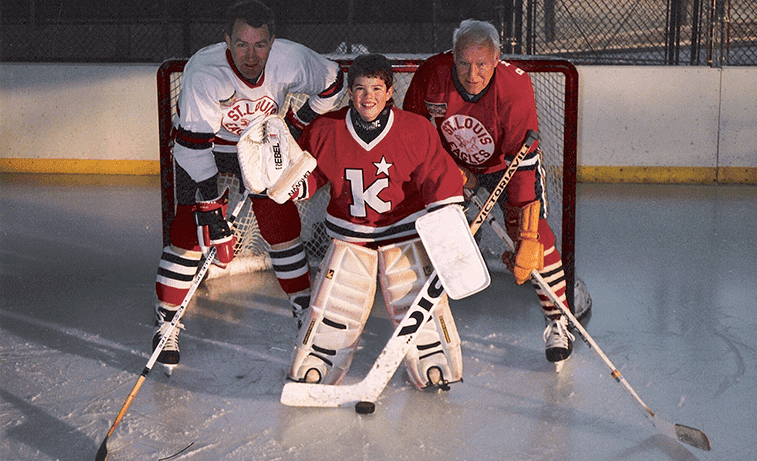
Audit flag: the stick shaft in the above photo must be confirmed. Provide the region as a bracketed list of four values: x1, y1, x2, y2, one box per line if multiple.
[469, 130, 538, 235]
[96, 191, 251, 460]
[466, 188, 711, 450]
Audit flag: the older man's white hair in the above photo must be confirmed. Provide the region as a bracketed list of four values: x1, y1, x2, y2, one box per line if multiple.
[452, 19, 500, 56]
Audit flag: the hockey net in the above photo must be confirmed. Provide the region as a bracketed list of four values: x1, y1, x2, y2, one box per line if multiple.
[157, 57, 578, 304]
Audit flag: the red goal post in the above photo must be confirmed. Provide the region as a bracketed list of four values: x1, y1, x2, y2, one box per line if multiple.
[157, 57, 578, 306]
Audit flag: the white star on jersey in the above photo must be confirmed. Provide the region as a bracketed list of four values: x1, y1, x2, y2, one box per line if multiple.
[374, 156, 393, 176]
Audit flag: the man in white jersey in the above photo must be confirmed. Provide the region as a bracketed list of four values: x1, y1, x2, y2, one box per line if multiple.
[153, 0, 346, 375]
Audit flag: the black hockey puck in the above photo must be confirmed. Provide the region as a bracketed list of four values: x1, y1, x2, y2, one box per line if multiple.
[355, 401, 375, 414]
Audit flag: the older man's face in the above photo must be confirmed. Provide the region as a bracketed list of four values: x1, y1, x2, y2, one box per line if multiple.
[454, 42, 498, 95]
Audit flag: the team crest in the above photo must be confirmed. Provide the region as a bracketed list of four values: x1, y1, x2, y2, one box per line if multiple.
[440, 114, 495, 166]
[221, 96, 279, 136]
[425, 101, 447, 117]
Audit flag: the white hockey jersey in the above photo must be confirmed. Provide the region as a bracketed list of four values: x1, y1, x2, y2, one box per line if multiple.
[173, 39, 345, 183]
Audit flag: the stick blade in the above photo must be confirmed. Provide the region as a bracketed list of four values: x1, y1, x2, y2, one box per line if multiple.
[280, 381, 365, 407]
[653, 415, 712, 451]
[95, 438, 109, 461]
[674, 423, 712, 451]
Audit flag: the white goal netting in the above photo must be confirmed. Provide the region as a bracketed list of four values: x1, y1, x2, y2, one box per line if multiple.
[157, 57, 578, 302]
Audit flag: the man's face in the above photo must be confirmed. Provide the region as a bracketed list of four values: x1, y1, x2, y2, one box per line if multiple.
[225, 20, 274, 82]
[348, 76, 394, 122]
[454, 42, 498, 95]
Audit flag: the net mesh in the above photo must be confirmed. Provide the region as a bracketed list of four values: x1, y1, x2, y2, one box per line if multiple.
[158, 57, 577, 282]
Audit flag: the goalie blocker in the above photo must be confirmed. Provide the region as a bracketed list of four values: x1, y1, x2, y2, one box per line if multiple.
[415, 204, 490, 299]
[236, 114, 317, 204]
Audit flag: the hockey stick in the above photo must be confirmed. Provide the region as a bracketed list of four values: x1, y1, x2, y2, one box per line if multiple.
[95, 190, 251, 461]
[280, 130, 539, 408]
[465, 189, 711, 451]
[463, 189, 590, 323]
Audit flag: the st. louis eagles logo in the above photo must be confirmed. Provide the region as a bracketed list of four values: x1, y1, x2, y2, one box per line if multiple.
[221, 96, 278, 136]
[440, 114, 495, 166]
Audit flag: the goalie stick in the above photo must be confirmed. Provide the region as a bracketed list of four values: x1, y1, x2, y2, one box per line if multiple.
[465, 189, 711, 451]
[95, 190, 251, 461]
[279, 130, 539, 408]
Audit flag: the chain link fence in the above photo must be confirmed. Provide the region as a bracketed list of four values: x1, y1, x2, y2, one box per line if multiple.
[1, 0, 754, 65]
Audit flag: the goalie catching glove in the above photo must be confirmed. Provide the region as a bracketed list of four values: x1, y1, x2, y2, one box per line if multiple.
[195, 187, 237, 265]
[236, 114, 317, 204]
[502, 200, 544, 284]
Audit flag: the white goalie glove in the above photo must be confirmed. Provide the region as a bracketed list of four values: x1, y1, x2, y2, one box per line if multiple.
[237, 114, 317, 204]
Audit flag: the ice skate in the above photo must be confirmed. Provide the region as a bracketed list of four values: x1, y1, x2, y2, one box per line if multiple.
[424, 366, 452, 391]
[153, 304, 184, 377]
[544, 315, 574, 366]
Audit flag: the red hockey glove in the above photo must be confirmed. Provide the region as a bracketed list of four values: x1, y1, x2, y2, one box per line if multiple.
[195, 188, 237, 265]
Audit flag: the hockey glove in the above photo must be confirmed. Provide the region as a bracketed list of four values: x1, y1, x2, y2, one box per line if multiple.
[502, 200, 544, 284]
[237, 114, 317, 204]
[284, 101, 317, 140]
[459, 166, 478, 190]
[195, 187, 237, 265]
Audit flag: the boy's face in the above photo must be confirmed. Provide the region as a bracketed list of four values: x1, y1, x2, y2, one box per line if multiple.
[226, 20, 274, 82]
[348, 76, 394, 122]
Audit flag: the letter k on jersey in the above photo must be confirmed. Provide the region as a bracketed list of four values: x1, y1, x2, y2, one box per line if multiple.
[345, 167, 391, 217]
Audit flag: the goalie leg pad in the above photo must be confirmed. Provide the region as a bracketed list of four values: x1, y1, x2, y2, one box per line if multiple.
[378, 238, 463, 389]
[288, 239, 378, 385]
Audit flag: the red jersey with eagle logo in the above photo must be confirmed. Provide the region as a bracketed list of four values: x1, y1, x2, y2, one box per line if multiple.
[297, 106, 464, 244]
[403, 51, 540, 177]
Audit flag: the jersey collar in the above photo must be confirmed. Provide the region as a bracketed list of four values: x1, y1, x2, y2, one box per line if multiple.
[346, 107, 395, 151]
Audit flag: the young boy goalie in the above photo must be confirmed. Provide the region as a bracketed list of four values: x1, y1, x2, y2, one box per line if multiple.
[242, 54, 476, 390]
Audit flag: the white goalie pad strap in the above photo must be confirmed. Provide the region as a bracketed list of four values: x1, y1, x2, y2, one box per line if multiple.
[289, 239, 378, 385]
[415, 205, 490, 299]
[237, 114, 317, 203]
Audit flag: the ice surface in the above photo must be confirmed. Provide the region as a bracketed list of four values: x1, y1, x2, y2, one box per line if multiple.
[1, 174, 756, 460]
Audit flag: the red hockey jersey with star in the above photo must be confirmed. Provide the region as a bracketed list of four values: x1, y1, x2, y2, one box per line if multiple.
[403, 51, 542, 205]
[297, 106, 464, 244]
